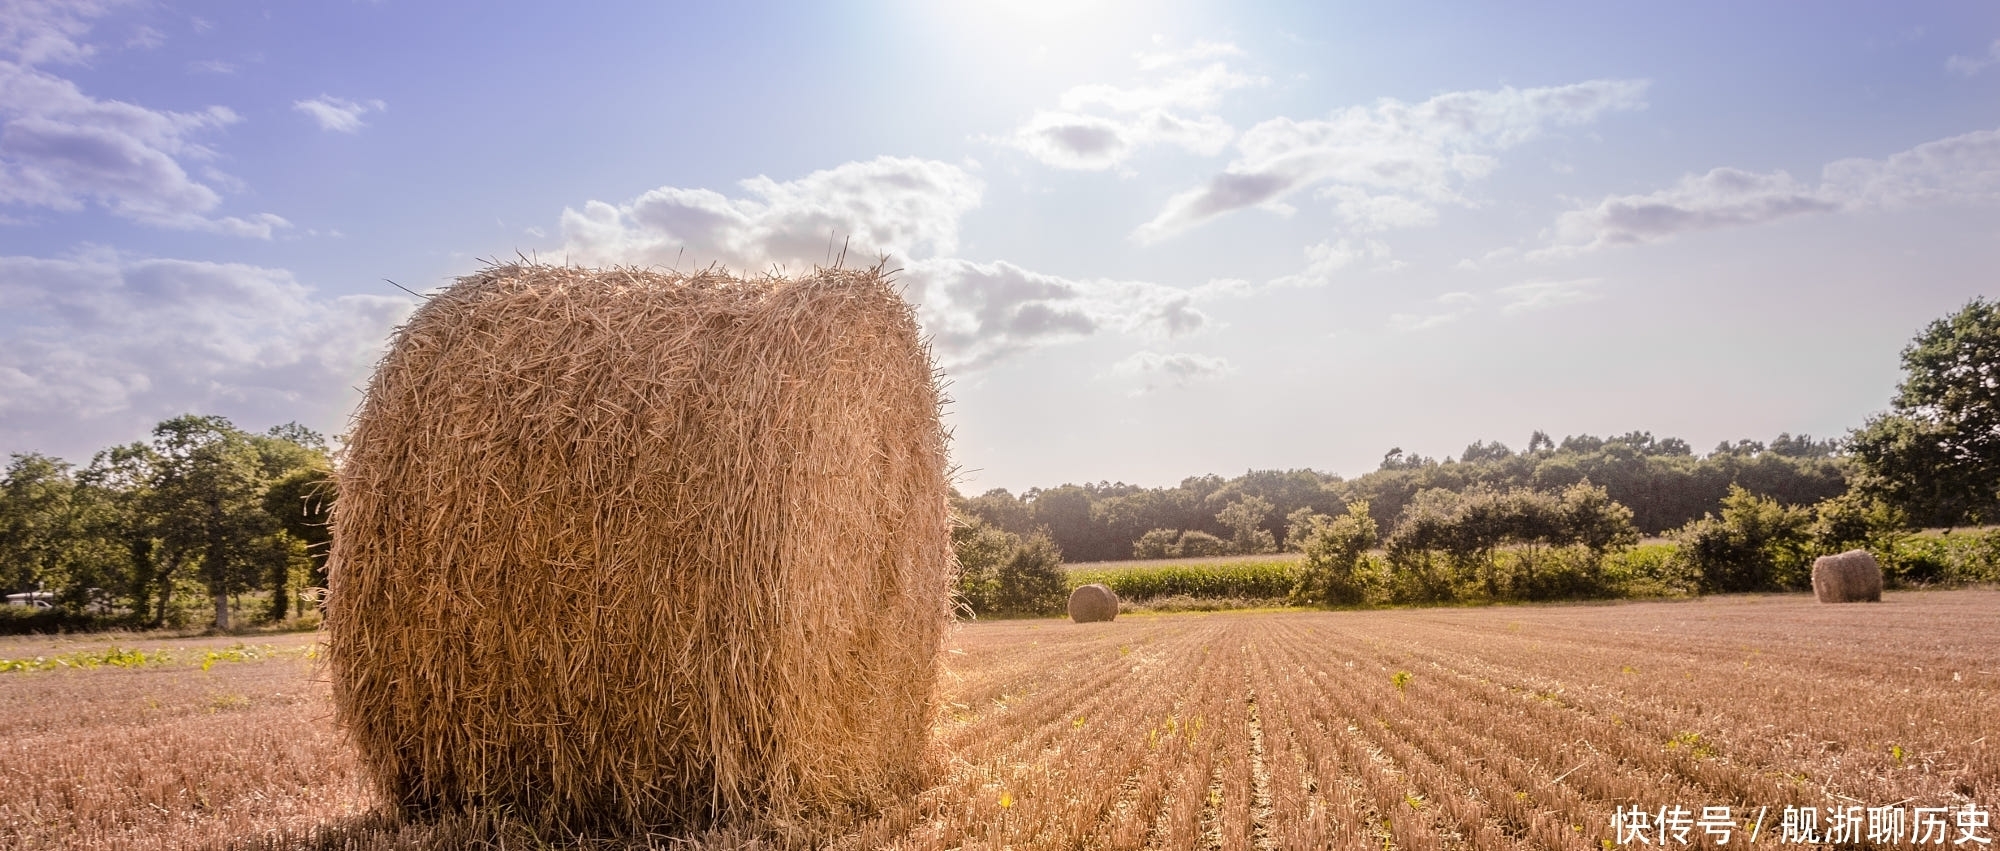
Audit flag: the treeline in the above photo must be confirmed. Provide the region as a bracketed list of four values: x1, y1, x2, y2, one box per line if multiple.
[956, 430, 1846, 564]
[0, 415, 331, 632]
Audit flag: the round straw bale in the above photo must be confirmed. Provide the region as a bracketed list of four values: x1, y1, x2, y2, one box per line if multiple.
[1812, 549, 1884, 603]
[1068, 583, 1119, 623]
[324, 263, 954, 835]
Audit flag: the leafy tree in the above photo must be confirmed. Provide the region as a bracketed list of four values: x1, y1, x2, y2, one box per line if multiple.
[1557, 481, 1640, 555]
[1175, 530, 1228, 557]
[252, 425, 332, 620]
[147, 415, 277, 631]
[1809, 491, 1907, 556]
[994, 533, 1067, 616]
[80, 443, 177, 624]
[1671, 485, 1810, 593]
[1215, 495, 1277, 555]
[0, 454, 82, 596]
[951, 515, 1021, 616]
[1292, 501, 1378, 606]
[1132, 528, 1181, 559]
[1850, 297, 2000, 527]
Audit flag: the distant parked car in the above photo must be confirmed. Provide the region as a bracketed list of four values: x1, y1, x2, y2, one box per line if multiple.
[3, 592, 54, 609]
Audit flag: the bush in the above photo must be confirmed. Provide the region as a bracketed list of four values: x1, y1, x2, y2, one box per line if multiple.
[995, 534, 1067, 616]
[952, 516, 1021, 616]
[1132, 528, 1181, 559]
[1291, 501, 1377, 606]
[953, 516, 1068, 617]
[1670, 485, 1810, 593]
[1175, 530, 1229, 558]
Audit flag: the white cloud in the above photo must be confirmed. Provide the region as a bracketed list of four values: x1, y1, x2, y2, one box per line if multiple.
[187, 59, 235, 74]
[1389, 291, 1477, 332]
[0, 3, 287, 237]
[559, 157, 1207, 370]
[1538, 168, 1836, 257]
[0, 251, 413, 458]
[1264, 238, 1394, 289]
[1946, 39, 2000, 76]
[1499, 278, 1600, 314]
[0, 0, 117, 66]
[1538, 126, 2000, 257]
[1134, 78, 1650, 242]
[561, 156, 985, 271]
[293, 95, 385, 133]
[1110, 350, 1234, 394]
[1000, 50, 1264, 171]
[902, 259, 1208, 370]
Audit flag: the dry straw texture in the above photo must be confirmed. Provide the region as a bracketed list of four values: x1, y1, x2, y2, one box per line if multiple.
[1813, 549, 1884, 603]
[1068, 583, 1119, 623]
[324, 262, 954, 837]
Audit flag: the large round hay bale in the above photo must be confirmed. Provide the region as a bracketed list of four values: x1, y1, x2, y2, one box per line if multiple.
[1068, 583, 1119, 622]
[1812, 549, 1884, 603]
[324, 263, 954, 835]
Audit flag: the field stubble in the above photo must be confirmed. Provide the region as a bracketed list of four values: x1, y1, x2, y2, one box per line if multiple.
[1, 590, 1995, 849]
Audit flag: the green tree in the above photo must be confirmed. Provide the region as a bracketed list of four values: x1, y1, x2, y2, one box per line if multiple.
[951, 515, 1020, 616]
[148, 415, 276, 631]
[252, 424, 332, 620]
[1132, 528, 1181, 559]
[1292, 501, 1378, 606]
[1175, 529, 1229, 557]
[994, 533, 1067, 616]
[1671, 485, 1811, 593]
[1850, 297, 2000, 527]
[1216, 495, 1277, 555]
[81, 443, 177, 624]
[0, 454, 84, 598]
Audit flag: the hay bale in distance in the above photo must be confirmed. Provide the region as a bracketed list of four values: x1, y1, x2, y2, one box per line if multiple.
[1813, 549, 1884, 603]
[1069, 583, 1119, 622]
[324, 263, 954, 835]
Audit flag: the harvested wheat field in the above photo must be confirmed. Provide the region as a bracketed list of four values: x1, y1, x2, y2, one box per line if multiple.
[2, 590, 1996, 850]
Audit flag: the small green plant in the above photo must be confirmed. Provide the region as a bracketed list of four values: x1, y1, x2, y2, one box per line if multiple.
[1890, 744, 1905, 762]
[1391, 670, 1413, 691]
[1665, 731, 1714, 758]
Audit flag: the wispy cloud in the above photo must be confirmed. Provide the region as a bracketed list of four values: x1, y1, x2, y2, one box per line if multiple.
[998, 43, 1264, 171]
[1111, 350, 1234, 394]
[1263, 238, 1396, 290]
[0, 4, 288, 237]
[1537, 126, 2000, 257]
[1500, 278, 1601, 314]
[560, 157, 1211, 371]
[1389, 292, 1477, 332]
[0, 250, 412, 457]
[1134, 78, 1650, 242]
[293, 95, 386, 133]
[1946, 39, 2000, 76]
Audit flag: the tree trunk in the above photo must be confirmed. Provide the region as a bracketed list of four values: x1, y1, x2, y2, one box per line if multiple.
[151, 553, 178, 628]
[212, 589, 231, 632]
[268, 559, 290, 621]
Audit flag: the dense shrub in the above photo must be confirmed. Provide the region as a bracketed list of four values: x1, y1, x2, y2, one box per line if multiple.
[1670, 486, 1811, 592]
[1132, 528, 1181, 559]
[1175, 530, 1229, 558]
[1290, 501, 1378, 606]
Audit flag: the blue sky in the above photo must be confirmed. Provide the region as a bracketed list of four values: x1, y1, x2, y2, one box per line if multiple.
[3, 0, 1998, 492]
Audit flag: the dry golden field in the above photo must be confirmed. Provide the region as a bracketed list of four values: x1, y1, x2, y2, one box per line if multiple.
[2, 590, 1996, 850]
